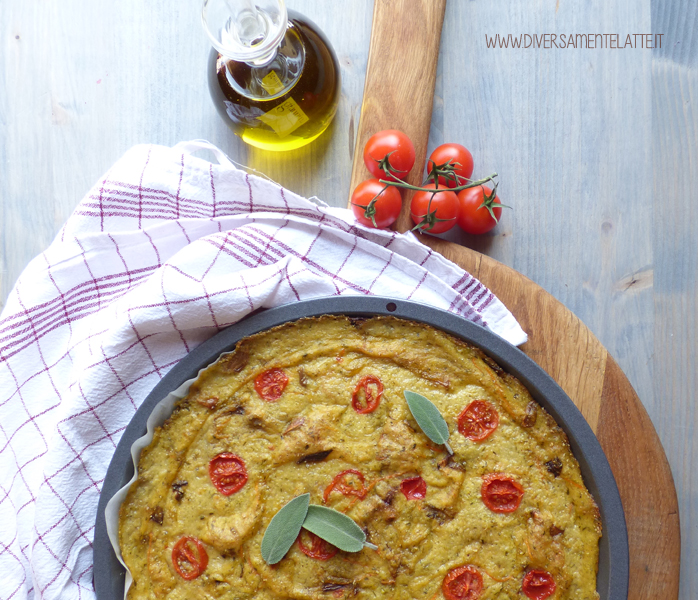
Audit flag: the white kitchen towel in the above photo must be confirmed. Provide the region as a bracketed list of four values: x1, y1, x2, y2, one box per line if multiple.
[0, 140, 526, 600]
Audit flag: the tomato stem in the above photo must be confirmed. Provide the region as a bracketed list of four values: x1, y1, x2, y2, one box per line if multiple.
[380, 172, 498, 194]
[425, 159, 466, 188]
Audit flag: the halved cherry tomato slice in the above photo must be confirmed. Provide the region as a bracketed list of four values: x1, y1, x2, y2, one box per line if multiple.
[297, 530, 338, 560]
[351, 375, 383, 414]
[209, 453, 248, 495]
[323, 469, 368, 503]
[458, 400, 499, 442]
[442, 565, 484, 600]
[400, 476, 427, 500]
[254, 368, 289, 402]
[481, 473, 524, 513]
[522, 569, 556, 600]
[172, 536, 208, 580]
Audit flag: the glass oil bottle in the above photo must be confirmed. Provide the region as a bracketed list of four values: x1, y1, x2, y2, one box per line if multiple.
[202, 0, 341, 151]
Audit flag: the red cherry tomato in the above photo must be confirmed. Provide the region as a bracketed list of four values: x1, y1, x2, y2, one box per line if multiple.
[209, 453, 248, 495]
[427, 143, 474, 188]
[522, 569, 557, 600]
[351, 375, 383, 414]
[323, 469, 368, 503]
[442, 565, 484, 600]
[363, 130, 415, 180]
[456, 186, 503, 235]
[400, 476, 427, 500]
[458, 400, 499, 442]
[172, 536, 209, 580]
[297, 530, 338, 560]
[481, 473, 524, 513]
[254, 368, 288, 402]
[410, 184, 459, 234]
[350, 179, 402, 229]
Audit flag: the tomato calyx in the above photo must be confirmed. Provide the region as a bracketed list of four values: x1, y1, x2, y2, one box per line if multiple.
[373, 150, 410, 181]
[410, 190, 457, 233]
[350, 183, 391, 228]
[426, 159, 470, 188]
[475, 182, 509, 224]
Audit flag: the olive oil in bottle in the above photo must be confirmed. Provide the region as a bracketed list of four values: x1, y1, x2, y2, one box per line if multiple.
[202, 0, 340, 151]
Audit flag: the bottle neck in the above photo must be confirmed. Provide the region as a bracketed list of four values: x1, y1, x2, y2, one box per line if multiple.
[215, 18, 305, 101]
[202, 0, 288, 65]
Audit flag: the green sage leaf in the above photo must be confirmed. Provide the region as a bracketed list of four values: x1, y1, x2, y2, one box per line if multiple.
[404, 390, 453, 454]
[302, 505, 377, 552]
[261, 493, 310, 565]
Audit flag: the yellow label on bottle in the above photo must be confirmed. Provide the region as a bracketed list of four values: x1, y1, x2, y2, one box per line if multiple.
[261, 70, 285, 95]
[257, 97, 310, 139]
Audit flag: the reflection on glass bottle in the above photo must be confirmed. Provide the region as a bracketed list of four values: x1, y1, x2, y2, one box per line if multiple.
[202, 0, 341, 151]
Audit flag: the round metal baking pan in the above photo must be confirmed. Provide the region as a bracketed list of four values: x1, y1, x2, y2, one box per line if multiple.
[94, 296, 629, 599]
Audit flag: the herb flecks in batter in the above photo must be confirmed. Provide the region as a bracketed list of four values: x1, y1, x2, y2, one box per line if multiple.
[404, 390, 453, 454]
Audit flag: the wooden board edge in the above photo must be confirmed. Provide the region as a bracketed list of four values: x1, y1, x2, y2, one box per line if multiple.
[598, 357, 681, 600]
[420, 235, 607, 429]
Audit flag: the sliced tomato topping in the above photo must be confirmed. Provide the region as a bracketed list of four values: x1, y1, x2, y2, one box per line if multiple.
[297, 530, 338, 560]
[209, 453, 248, 495]
[323, 469, 368, 503]
[481, 473, 524, 513]
[254, 368, 289, 402]
[351, 375, 383, 414]
[522, 569, 556, 599]
[172, 536, 208, 580]
[458, 400, 499, 442]
[400, 476, 427, 500]
[442, 565, 484, 600]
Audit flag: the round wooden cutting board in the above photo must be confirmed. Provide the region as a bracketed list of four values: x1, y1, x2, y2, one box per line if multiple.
[348, 2, 681, 598]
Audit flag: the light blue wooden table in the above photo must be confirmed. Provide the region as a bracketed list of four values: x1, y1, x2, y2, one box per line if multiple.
[1, 0, 695, 597]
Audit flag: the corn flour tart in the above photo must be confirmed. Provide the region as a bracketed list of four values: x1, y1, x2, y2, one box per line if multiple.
[118, 316, 601, 600]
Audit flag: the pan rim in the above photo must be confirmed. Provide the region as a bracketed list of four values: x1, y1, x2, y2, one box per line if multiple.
[93, 295, 629, 600]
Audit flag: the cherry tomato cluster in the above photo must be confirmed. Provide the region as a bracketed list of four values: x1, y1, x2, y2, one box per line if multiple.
[351, 129, 507, 235]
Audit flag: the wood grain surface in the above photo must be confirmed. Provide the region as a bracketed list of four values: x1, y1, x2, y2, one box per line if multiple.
[1, 0, 696, 597]
[347, 0, 446, 230]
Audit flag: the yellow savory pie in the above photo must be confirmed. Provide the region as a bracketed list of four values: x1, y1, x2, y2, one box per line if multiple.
[118, 316, 601, 600]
